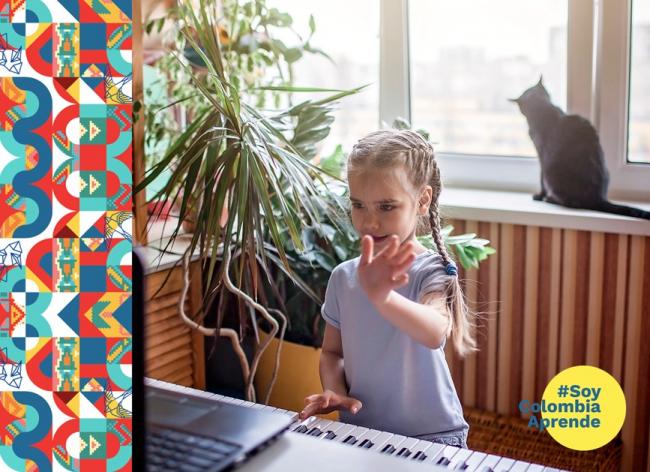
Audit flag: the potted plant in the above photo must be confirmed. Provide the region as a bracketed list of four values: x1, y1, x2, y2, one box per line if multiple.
[137, 0, 362, 402]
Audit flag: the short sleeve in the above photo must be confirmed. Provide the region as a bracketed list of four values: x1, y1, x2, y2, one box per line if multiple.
[321, 267, 341, 329]
[417, 253, 451, 300]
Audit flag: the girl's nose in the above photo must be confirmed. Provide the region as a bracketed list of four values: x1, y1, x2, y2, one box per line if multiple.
[362, 213, 380, 233]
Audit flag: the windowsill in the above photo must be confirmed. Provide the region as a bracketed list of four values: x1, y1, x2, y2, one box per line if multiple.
[141, 218, 199, 273]
[440, 188, 650, 236]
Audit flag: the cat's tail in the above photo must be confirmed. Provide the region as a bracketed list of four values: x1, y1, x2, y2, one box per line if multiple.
[597, 201, 650, 220]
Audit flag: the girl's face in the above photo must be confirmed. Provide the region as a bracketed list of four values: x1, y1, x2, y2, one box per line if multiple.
[348, 165, 432, 253]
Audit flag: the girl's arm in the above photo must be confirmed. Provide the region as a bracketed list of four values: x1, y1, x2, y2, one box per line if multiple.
[319, 323, 349, 396]
[299, 324, 362, 420]
[372, 290, 450, 349]
[357, 235, 450, 349]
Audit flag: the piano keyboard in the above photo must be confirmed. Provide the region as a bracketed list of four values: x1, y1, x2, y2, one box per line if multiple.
[145, 379, 568, 472]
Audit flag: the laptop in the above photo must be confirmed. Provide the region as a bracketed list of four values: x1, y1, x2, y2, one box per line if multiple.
[132, 248, 294, 471]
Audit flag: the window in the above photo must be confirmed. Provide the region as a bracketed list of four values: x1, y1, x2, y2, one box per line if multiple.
[381, 0, 650, 200]
[628, 0, 650, 164]
[268, 0, 380, 156]
[410, 0, 567, 158]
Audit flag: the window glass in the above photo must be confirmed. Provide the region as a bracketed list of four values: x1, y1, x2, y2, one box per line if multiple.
[628, 0, 650, 163]
[268, 0, 379, 156]
[409, 0, 567, 157]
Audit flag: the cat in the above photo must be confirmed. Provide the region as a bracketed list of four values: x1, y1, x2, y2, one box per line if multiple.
[511, 77, 650, 220]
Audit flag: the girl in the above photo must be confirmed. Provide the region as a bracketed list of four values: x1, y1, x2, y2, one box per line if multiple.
[299, 129, 477, 448]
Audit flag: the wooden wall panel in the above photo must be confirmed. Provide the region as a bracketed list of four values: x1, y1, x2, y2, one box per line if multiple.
[463, 220, 479, 406]
[446, 220, 650, 471]
[622, 236, 645, 471]
[522, 226, 539, 406]
[144, 263, 206, 389]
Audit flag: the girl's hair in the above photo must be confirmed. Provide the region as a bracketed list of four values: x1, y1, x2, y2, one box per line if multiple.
[347, 129, 477, 357]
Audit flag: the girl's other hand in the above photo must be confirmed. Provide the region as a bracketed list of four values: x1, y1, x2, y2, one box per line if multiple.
[358, 235, 416, 304]
[299, 390, 362, 421]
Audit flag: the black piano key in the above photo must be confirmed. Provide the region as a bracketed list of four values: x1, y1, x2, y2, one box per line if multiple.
[342, 435, 358, 445]
[307, 427, 323, 437]
[324, 431, 337, 440]
[479, 467, 494, 472]
[455, 462, 469, 470]
[396, 447, 412, 458]
[381, 444, 397, 454]
[293, 425, 309, 434]
[418, 454, 427, 461]
[436, 456, 451, 466]
[358, 439, 374, 449]
[412, 451, 423, 460]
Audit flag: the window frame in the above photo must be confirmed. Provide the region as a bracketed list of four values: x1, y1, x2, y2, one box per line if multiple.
[379, 0, 650, 201]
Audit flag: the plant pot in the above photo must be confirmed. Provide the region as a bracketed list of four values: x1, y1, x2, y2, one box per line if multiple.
[254, 332, 338, 420]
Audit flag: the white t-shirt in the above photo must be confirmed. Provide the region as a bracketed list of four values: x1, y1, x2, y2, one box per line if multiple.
[321, 250, 469, 437]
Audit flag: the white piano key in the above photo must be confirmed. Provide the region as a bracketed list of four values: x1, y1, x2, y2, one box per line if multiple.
[428, 445, 461, 466]
[406, 439, 433, 462]
[326, 423, 358, 441]
[259, 405, 280, 413]
[462, 451, 487, 471]
[415, 441, 445, 463]
[337, 426, 369, 445]
[293, 415, 321, 431]
[408, 439, 434, 454]
[312, 418, 334, 430]
[239, 399, 258, 408]
[195, 390, 221, 400]
[493, 457, 515, 471]
[218, 396, 239, 404]
[474, 453, 503, 471]
[354, 428, 382, 445]
[390, 437, 420, 459]
[509, 461, 532, 471]
[365, 431, 395, 452]
[321, 420, 352, 436]
[378, 434, 409, 454]
[303, 418, 333, 438]
[447, 447, 473, 469]
[526, 465, 545, 472]
[540, 468, 560, 472]
[275, 408, 297, 417]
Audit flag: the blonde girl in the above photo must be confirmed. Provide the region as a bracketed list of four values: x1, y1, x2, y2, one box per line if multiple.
[299, 129, 477, 448]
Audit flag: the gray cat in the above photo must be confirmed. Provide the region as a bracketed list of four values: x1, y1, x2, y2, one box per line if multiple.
[511, 77, 650, 220]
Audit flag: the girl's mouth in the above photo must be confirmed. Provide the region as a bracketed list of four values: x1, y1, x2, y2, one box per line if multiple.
[372, 235, 389, 243]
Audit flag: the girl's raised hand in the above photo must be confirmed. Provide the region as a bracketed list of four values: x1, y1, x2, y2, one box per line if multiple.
[299, 390, 363, 421]
[358, 235, 416, 304]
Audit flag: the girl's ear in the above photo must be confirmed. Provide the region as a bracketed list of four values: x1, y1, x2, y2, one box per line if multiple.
[418, 186, 433, 215]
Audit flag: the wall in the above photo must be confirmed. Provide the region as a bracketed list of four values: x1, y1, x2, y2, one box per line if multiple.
[446, 219, 650, 471]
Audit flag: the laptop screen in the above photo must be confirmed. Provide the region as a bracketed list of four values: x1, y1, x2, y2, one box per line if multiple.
[132, 248, 145, 470]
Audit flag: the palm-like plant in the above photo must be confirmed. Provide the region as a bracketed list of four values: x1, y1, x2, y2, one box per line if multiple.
[137, 0, 359, 402]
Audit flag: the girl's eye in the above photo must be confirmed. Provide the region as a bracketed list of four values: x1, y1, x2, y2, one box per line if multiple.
[380, 204, 395, 211]
[351, 202, 363, 209]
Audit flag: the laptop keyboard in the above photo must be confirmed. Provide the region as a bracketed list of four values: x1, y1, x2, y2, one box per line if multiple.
[147, 427, 242, 471]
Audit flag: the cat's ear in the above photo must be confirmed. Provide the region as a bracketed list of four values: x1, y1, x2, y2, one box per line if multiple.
[537, 75, 544, 86]
[508, 97, 520, 104]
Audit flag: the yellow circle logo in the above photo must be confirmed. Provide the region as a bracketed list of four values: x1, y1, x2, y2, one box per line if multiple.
[540, 365, 626, 450]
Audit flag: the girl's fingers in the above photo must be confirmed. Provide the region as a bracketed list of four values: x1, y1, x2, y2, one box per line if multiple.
[304, 394, 323, 404]
[300, 396, 326, 420]
[339, 396, 363, 414]
[375, 235, 399, 260]
[299, 402, 319, 420]
[392, 241, 416, 264]
[360, 235, 374, 266]
[391, 253, 416, 275]
[392, 273, 409, 287]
